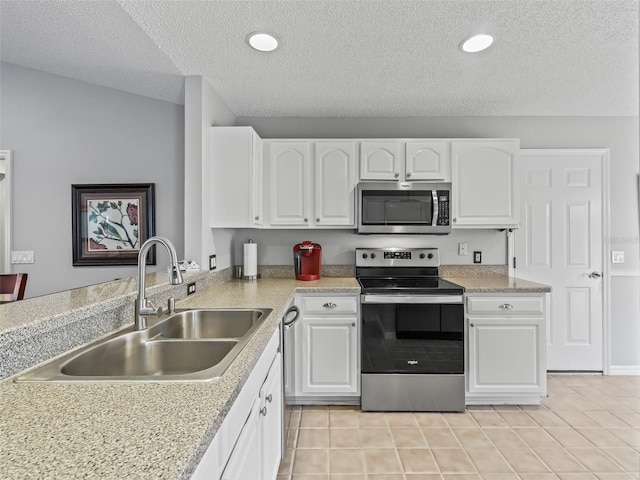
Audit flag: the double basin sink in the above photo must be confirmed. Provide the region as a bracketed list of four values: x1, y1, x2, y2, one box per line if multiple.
[16, 308, 272, 382]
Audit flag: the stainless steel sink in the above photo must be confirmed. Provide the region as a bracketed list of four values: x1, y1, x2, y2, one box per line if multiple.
[159, 309, 266, 339]
[15, 308, 272, 382]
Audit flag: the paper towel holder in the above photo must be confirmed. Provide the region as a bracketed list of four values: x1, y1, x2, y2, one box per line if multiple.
[243, 239, 258, 281]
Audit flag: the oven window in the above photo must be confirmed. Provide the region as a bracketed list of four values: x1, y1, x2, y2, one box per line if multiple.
[361, 303, 464, 375]
[361, 190, 433, 225]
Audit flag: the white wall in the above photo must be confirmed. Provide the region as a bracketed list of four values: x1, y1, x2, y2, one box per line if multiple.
[184, 76, 235, 270]
[0, 63, 185, 297]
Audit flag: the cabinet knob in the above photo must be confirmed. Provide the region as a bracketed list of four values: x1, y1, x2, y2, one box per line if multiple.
[394, 172, 400, 178]
[498, 304, 514, 309]
[304, 218, 308, 223]
[323, 302, 337, 309]
[316, 218, 320, 222]
[266, 394, 273, 403]
[260, 406, 268, 416]
[406, 172, 412, 178]
[470, 323, 475, 327]
[351, 322, 356, 327]
[453, 218, 457, 223]
[255, 215, 260, 221]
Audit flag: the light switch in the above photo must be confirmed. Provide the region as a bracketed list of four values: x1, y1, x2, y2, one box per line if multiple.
[458, 242, 468, 256]
[612, 251, 625, 264]
[11, 251, 35, 264]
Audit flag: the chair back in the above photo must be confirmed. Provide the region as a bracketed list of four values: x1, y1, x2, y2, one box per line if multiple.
[0, 273, 28, 303]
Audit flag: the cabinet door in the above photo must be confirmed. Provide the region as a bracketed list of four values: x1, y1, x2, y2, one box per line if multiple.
[220, 398, 262, 480]
[270, 142, 311, 226]
[211, 126, 263, 228]
[360, 141, 403, 180]
[261, 354, 283, 480]
[451, 139, 519, 227]
[300, 317, 359, 394]
[405, 141, 450, 181]
[314, 141, 357, 226]
[467, 317, 545, 394]
[252, 132, 264, 225]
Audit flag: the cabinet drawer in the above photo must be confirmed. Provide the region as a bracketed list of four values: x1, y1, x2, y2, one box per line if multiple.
[467, 296, 544, 315]
[301, 296, 358, 315]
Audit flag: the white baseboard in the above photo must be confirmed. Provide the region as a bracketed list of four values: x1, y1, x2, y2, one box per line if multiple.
[608, 365, 640, 376]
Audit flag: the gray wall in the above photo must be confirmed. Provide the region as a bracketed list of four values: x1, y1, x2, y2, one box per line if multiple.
[0, 63, 185, 298]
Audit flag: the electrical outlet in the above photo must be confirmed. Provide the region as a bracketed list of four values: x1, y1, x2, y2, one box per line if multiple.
[187, 282, 196, 295]
[458, 242, 468, 256]
[473, 251, 482, 264]
[209, 254, 217, 270]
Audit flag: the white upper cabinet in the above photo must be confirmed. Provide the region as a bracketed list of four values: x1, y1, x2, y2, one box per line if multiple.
[314, 142, 357, 226]
[451, 139, 520, 228]
[267, 140, 357, 228]
[405, 140, 450, 181]
[269, 141, 311, 226]
[360, 140, 451, 181]
[359, 141, 404, 180]
[210, 126, 263, 228]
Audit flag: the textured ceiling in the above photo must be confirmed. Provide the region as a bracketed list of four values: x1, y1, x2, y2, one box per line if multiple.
[1, 0, 638, 117]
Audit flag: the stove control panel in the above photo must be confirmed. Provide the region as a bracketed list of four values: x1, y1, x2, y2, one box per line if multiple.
[383, 251, 412, 259]
[356, 248, 440, 267]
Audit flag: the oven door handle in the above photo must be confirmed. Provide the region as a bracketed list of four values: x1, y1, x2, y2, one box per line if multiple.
[361, 294, 464, 304]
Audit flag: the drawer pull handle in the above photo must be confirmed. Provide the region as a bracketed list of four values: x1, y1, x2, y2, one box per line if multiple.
[266, 394, 273, 403]
[499, 303, 514, 309]
[323, 302, 337, 308]
[260, 406, 268, 416]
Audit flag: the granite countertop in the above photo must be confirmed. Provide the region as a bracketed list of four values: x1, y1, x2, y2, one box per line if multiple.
[445, 275, 551, 293]
[0, 277, 360, 479]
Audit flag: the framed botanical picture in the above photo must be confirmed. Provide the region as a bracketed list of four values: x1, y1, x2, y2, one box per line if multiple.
[72, 183, 155, 266]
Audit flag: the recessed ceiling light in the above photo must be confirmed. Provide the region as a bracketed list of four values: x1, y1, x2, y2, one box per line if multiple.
[461, 34, 494, 53]
[247, 32, 279, 52]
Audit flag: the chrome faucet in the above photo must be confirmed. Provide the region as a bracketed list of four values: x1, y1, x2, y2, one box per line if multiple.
[135, 236, 183, 330]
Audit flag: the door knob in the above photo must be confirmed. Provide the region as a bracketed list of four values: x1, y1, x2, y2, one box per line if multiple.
[588, 271, 602, 279]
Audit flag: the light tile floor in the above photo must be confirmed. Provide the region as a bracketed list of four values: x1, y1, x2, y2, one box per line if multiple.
[277, 374, 640, 480]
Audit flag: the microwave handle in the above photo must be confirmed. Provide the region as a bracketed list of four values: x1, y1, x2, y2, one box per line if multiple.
[431, 190, 438, 226]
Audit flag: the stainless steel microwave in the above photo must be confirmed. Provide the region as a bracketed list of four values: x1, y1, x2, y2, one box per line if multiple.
[357, 182, 452, 234]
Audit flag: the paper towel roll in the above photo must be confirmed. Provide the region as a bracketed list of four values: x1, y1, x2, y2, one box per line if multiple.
[243, 240, 257, 279]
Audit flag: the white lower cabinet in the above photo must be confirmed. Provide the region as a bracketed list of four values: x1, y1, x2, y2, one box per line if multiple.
[292, 294, 360, 402]
[466, 293, 547, 405]
[191, 328, 282, 480]
[301, 317, 358, 395]
[221, 398, 261, 480]
[260, 353, 283, 480]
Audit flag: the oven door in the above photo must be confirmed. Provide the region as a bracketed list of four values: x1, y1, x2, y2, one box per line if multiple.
[360, 294, 464, 375]
[360, 293, 465, 412]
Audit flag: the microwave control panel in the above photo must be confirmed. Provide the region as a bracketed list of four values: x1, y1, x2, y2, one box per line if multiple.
[437, 190, 450, 226]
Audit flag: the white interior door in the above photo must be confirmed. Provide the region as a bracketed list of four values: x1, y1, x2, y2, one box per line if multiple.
[515, 149, 606, 371]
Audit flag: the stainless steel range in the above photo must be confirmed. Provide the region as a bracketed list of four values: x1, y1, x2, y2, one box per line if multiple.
[357, 247, 465, 412]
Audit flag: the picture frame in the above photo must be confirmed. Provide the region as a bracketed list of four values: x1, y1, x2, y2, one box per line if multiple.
[72, 183, 155, 266]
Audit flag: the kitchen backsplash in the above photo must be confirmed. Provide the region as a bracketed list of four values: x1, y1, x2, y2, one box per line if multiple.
[231, 228, 509, 268]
